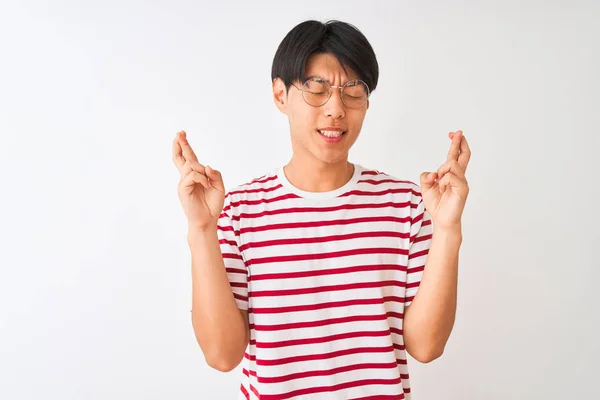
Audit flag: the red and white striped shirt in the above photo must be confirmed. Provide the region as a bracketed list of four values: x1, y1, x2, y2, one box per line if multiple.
[217, 163, 433, 400]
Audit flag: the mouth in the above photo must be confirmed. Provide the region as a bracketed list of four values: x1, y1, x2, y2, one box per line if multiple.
[317, 129, 347, 138]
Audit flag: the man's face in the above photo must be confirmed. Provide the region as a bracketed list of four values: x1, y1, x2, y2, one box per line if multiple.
[273, 53, 369, 166]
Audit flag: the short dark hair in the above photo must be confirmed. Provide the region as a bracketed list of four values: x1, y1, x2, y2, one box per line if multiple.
[271, 19, 379, 94]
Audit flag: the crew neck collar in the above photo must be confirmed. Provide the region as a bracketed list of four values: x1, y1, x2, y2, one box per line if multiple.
[276, 163, 363, 200]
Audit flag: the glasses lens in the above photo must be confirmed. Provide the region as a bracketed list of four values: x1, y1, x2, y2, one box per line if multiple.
[302, 78, 330, 106]
[342, 80, 369, 108]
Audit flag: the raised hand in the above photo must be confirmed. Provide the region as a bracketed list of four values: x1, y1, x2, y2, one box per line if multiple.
[419, 130, 471, 231]
[172, 130, 226, 230]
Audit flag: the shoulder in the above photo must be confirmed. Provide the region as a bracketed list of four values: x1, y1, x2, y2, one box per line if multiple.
[222, 168, 282, 211]
[356, 164, 423, 198]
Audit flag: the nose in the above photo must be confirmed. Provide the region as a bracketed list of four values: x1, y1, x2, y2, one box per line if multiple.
[323, 86, 345, 119]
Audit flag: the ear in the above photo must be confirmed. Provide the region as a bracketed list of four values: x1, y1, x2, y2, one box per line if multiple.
[272, 77, 288, 114]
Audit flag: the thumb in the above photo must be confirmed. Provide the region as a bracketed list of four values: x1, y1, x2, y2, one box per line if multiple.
[205, 165, 225, 194]
[420, 171, 437, 193]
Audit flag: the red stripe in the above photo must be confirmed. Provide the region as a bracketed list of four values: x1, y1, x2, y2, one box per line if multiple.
[406, 281, 420, 289]
[386, 311, 403, 319]
[260, 377, 403, 400]
[250, 296, 406, 315]
[411, 211, 424, 226]
[249, 312, 402, 332]
[255, 345, 395, 366]
[357, 178, 414, 185]
[230, 193, 300, 208]
[411, 233, 432, 245]
[239, 384, 249, 400]
[240, 231, 409, 252]
[228, 183, 282, 196]
[249, 280, 406, 298]
[341, 188, 418, 197]
[350, 395, 406, 400]
[238, 216, 410, 235]
[246, 247, 408, 266]
[408, 248, 429, 260]
[223, 252, 243, 260]
[225, 267, 246, 275]
[244, 174, 278, 185]
[361, 170, 380, 175]
[249, 384, 260, 398]
[252, 330, 390, 349]
[233, 293, 248, 302]
[232, 201, 413, 220]
[218, 238, 237, 246]
[390, 327, 403, 336]
[249, 264, 406, 282]
[407, 265, 425, 274]
[256, 361, 399, 384]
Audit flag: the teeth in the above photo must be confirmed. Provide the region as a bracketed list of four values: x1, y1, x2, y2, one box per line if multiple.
[319, 130, 344, 137]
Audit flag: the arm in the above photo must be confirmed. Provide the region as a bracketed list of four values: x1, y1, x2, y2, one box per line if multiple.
[404, 129, 471, 363]
[188, 227, 250, 372]
[403, 227, 462, 363]
[172, 130, 249, 372]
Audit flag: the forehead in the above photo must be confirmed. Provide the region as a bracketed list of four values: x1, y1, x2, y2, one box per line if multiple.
[304, 53, 359, 81]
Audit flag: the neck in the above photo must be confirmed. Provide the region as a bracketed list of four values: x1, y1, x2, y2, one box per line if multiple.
[283, 155, 355, 193]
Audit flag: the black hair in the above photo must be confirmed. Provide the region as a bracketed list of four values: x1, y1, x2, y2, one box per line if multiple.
[271, 19, 379, 94]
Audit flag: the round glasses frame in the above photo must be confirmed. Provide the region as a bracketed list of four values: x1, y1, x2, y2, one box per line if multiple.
[290, 77, 371, 108]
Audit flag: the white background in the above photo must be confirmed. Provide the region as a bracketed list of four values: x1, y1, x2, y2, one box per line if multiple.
[1, 0, 598, 399]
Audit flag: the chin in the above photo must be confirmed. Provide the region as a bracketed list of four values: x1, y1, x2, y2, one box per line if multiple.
[313, 151, 349, 165]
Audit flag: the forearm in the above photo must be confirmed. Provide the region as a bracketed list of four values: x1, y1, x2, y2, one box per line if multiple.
[188, 227, 248, 370]
[404, 227, 462, 362]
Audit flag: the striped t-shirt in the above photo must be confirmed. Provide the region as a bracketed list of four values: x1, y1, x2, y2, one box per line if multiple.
[217, 163, 433, 400]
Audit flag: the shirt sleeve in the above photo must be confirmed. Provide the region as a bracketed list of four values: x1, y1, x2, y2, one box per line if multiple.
[217, 194, 249, 311]
[405, 193, 433, 307]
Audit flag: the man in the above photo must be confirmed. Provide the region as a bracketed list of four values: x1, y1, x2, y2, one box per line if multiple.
[173, 19, 470, 400]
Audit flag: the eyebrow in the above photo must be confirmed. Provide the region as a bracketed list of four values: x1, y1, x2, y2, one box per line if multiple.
[303, 75, 358, 84]
[304, 75, 328, 82]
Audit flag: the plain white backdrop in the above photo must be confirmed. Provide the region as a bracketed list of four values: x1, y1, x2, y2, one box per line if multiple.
[1, 0, 598, 399]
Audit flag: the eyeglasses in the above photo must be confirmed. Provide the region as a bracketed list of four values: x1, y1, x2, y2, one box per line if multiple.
[291, 76, 370, 108]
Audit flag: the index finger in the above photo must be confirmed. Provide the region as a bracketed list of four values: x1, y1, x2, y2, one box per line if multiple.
[458, 135, 471, 171]
[446, 130, 462, 162]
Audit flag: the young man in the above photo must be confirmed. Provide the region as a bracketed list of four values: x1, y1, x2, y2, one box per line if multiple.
[173, 19, 470, 400]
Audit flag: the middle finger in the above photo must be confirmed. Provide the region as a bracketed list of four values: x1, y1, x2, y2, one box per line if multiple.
[179, 131, 199, 164]
[172, 132, 186, 170]
[446, 130, 462, 162]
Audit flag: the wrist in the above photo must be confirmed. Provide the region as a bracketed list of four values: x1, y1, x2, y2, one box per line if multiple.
[433, 226, 463, 245]
[187, 224, 218, 242]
